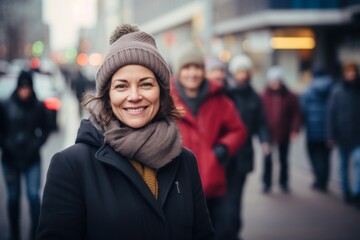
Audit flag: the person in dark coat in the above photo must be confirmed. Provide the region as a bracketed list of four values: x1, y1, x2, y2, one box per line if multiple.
[261, 66, 302, 193]
[171, 44, 247, 240]
[36, 24, 215, 240]
[0, 70, 50, 240]
[218, 54, 270, 240]
[327, 61, 360, 205]
[301, 68, 333, 192]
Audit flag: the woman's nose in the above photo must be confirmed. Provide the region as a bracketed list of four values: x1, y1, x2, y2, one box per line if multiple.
[127, 88, 142, 101]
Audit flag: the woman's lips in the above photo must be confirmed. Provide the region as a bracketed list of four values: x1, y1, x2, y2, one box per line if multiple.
[124, 107, 147, 113]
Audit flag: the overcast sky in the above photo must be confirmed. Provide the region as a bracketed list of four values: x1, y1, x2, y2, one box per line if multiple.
[42, 0, 96, 51]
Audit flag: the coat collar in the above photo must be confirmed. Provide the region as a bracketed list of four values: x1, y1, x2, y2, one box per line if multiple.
[95, 144, 180, 221]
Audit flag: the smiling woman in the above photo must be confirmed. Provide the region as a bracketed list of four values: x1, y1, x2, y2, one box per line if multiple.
[109, 65, 160, 129]
[36, 23, 215, 240]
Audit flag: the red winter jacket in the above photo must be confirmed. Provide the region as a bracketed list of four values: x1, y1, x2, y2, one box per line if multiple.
[261, 85, 301, 143]
[171, 80, 247, 198]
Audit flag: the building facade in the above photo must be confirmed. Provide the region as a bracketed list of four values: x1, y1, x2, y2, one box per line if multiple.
[0, 0, 48, 61]
[132, 0, 360, 90]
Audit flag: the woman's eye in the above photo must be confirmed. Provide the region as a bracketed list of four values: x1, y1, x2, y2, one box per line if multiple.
[141, 82, 153, 88]
[114, 84, 126, 89]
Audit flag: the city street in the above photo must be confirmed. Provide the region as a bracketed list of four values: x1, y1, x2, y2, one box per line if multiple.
[242, 139, 360, 240]
[0, 88, 360, 240]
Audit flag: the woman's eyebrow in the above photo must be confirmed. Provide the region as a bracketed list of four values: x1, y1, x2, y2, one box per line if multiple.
[112, 78, 128, 83]
[112, 76, 156, 83]
[139, 77, 156, 82]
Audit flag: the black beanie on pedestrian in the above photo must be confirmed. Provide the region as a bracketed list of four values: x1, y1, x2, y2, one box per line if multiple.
[17, 70, 33, 89]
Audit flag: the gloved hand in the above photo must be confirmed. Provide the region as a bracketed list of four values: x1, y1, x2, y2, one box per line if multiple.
[213, 144, 228, 165]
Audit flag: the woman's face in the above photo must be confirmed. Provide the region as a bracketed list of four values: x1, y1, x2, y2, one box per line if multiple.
[109, 65, 160, 129]
[178, 64, 204, 96]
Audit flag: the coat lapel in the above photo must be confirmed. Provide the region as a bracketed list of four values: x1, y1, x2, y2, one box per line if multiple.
[95, 144, 166, 221]
[157, 155, 181, 208]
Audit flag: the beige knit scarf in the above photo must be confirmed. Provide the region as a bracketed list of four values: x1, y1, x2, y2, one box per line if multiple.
[103, 118, 182, 170]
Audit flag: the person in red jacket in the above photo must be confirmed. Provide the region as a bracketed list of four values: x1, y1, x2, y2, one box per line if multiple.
[261, 66, 301, 193]
[171, 43, 247, 240]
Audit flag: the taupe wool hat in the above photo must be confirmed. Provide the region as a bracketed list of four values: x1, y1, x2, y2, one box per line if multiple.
[96, 24, 170, 93]
[174, 43, 204, 74]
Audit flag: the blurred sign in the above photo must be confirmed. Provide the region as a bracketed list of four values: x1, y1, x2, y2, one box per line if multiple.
[244, 30, 273, 53]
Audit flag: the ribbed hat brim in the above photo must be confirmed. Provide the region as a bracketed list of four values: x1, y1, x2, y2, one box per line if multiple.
[97, 48, 170, 93]
[96, 31, 170, 94]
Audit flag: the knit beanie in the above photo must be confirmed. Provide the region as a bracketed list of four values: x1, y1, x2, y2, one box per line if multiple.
[266, 66, 284, 84]
[96, 24, 170, 93]
[228, 54, 253, 75]
[205, 57, 226, 71]
[174, 43, 204, 74]
[17, 70, 33, 89]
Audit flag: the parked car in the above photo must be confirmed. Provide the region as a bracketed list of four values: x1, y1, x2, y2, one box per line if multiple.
[0, 71, 62, 131]
[0, 60, 9, 76]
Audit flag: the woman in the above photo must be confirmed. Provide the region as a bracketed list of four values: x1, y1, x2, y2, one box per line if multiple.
[171, 43, 247, 239]
[37, 24, 214, 240]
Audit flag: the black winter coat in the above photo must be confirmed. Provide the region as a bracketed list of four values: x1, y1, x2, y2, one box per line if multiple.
[37, 120, 215, 240]
[226, 82, 269, 174]
[0, 92, 50, 169]
[327, 80, 360, 150]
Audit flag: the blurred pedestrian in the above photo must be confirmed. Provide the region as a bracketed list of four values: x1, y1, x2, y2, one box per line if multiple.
[301, 68, 333, 192]
[171, 43, 247, 240]
[220, 54, 270, 239]
[36, 24, 215, 239]
[205, 57, 228, 87]
[71, 68, 89, 117]
[261, 66, 301, 193]
[327, 61, 360, 205]
[0, 70, 50, 240]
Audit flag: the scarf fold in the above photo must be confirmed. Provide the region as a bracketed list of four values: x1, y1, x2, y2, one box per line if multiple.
[104, 118, 182, 169]
[130, 160, 158, 199]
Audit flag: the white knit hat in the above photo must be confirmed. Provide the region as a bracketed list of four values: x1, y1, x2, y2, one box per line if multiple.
[266, 66, 284, 83]
[228, 54, 253, 75]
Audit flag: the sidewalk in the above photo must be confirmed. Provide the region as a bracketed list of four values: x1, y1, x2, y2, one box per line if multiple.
[241, 137, 360, 240]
